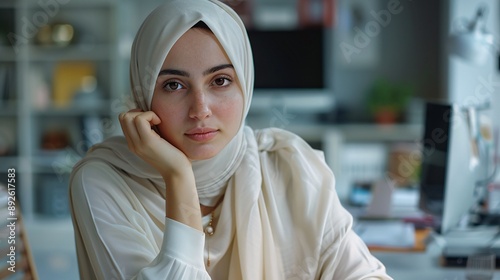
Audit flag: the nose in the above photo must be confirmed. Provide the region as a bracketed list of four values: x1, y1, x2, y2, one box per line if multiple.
[188, 90, 212, 120]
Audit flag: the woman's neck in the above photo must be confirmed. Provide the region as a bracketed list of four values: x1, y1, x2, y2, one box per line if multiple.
[200, 204, 216, 216]
[200, 195, 224, 216]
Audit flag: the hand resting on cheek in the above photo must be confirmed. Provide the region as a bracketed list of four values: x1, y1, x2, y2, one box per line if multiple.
[119, 108, 202, 232]
[118, 108, 192, 177]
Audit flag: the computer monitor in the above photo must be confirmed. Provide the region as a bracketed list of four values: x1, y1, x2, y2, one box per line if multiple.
[247, 27, 334, 113]
[418, 102, 478, 234]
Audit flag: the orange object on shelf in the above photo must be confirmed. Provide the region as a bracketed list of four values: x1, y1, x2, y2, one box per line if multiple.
[368, 228, 432, 252]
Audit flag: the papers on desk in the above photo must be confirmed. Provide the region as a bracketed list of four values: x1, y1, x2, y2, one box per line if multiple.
[354, 220, 416, 248]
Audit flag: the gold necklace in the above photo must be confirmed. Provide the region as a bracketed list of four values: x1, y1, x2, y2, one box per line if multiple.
[203, 195, 224, 268]
[204, 211, 215, 267]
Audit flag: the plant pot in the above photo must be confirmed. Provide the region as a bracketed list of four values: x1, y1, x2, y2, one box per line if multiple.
[374, 109, 399, 124]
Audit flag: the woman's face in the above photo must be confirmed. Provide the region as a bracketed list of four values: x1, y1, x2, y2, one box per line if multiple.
[151, 28, 244, 160]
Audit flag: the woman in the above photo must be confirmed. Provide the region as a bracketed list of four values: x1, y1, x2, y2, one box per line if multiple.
[69, 0, 392, 279]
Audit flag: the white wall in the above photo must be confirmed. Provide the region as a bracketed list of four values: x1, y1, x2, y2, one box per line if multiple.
[445, 0, 500, 106]
[333, 0, 442, 122]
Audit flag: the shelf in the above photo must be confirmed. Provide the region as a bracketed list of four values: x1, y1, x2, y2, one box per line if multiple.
[0, 4, 120, 259]
[0, 0, 123, 222]
[32, 149, 81, 174]
[246, 116, 423, 143]
[333, 124, 423, 142]
[33, 102, 111, 116]
[27, 45, 115, 61]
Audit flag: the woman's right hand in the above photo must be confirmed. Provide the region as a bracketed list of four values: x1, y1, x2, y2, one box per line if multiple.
[119, 109, 202, 230]
[118, 109, 191, 178]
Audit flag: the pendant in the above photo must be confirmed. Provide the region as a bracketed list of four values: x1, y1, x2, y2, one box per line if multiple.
[205, 224, 214, 236]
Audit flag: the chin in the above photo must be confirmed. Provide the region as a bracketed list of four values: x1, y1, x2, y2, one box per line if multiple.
[185, 147, 220, 161]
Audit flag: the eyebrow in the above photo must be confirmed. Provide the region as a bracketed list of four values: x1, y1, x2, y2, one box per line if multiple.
[158, 69, 189, 77]
[203, 64, 234, 76]
[157, 64, 234, 77]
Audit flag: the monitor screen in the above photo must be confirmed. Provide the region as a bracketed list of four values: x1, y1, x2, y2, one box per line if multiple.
[418, 102, 451, 217]
[247, 28, 325, 89]
[418, 102, 478, 234]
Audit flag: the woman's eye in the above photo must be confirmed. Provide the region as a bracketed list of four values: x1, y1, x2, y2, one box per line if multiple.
[164, 81, 183, 91]
[213, 77, 231, 87]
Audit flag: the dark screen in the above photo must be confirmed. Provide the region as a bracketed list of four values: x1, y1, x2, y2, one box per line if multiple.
[419, 102, 452, 217]
[247, 28, 325, 89]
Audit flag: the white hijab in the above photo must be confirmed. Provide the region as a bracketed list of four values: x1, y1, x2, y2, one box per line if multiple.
[73, 0, 283, 278]
[129, 0, 254, 207]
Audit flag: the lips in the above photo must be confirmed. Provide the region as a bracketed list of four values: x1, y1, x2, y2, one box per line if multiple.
[185, 127, 219, 142]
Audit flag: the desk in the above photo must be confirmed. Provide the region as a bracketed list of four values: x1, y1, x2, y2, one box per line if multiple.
[348, 203, 500, 279]
[373, 237, 500, 280]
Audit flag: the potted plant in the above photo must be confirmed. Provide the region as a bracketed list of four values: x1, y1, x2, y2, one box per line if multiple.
[367, 79, 414, 124]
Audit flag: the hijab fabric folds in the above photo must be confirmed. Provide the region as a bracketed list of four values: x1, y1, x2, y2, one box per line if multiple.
[72, 0, 284, 278]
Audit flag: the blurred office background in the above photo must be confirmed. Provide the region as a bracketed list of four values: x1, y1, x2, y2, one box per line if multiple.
[0, 0, 499, 278]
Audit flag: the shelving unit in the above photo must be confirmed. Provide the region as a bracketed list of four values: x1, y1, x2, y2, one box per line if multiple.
[0, 1, 129, 277]
[0, 0, 124, 224]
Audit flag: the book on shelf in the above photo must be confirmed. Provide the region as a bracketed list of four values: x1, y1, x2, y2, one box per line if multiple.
[0, 64, 15, 107]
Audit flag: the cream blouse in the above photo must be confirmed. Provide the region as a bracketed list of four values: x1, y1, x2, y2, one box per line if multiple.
[69, 127, 392, 280]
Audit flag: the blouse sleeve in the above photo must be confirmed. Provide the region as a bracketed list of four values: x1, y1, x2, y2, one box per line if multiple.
[135, 218, 211, 280]
[70, 161, 211, 280]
